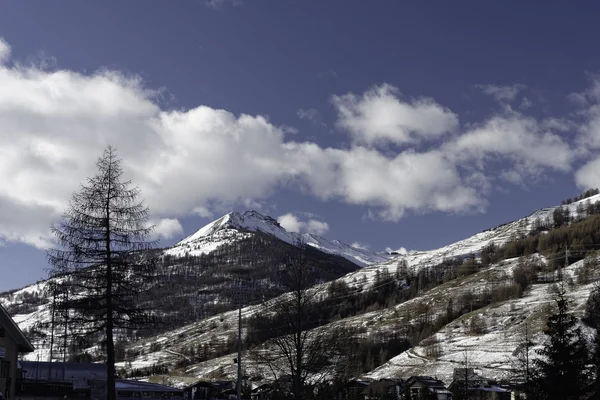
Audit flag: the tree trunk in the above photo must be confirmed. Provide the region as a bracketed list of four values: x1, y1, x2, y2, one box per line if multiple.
[106, 177, 116, 400]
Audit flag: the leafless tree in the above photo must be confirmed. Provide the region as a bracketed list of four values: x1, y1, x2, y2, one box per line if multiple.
[511, 321, 534, 389]
[47, 146, 158, 400]
[247, 245, 349, 399]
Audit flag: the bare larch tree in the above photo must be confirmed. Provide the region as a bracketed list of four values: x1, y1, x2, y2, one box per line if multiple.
[248, 244, 347, 399]
[47, 146, 157, 400]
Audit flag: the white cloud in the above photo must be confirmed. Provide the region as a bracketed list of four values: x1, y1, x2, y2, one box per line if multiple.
[277, 213, 329, 235]
[332, 84, 459, 146]
[0, 38, 10, 64]
[277, 213, 303, 233]
[0, 45, 291, 248]
[519, 97, 533, 110]
[477, 84, 525, 103]
[192, 206, 214, 218]
[0, 37, 589, 249]
[351, 242, 369, 250]
[297, 108, 320, 123]
[445, 113, 573, 173]
[574, 77, 600, 189]
[305, 219, 329, 235]
[575, 157, 600, 191]
[151, 218, 184, 240]
[284, 145, 485, 221]
[500, 170, 525, 186]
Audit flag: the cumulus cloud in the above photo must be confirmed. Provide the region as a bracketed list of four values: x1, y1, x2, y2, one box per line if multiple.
[277, 213, 329, 235]
[151, 218, 184, 240]
[477, 84, 526, 103]
[285, 145, 485, 221]
[573, 77, 600, 190]
[0, 40, 290, 248]
[332, 84, 459, 146]
[575, 157, 600, 190]
[0, 37, 589, 249]
[446, 113, 573, 174]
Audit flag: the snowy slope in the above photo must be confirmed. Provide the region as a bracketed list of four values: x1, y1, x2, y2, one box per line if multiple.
[363, 259, 598, 384]
[4, 194, 600, 373]
[382, 193, 600, 277]
[164, 210, 391, 267]
[119, 257, 598, 386]
[107, 194, 600, 384]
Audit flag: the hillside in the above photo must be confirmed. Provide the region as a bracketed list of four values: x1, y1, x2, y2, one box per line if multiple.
[4, 192, 600, 388]
[0, 211, 368, 363]
[128, 256, 598, 387]
[108, 192, 600, 386]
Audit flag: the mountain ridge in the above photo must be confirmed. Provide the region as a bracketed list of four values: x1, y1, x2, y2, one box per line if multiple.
[4, 192, 600, 387]
[165, 209, 392, 267]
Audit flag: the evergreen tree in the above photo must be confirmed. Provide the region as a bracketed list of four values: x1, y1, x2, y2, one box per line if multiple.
[47, 146, 158, 400]
[532, 285, 590, 400]
[585, 284, 600, 399]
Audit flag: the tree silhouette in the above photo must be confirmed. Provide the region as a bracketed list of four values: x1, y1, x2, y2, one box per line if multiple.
[47, 146, 158, 400]
[532, 285, 590, 400]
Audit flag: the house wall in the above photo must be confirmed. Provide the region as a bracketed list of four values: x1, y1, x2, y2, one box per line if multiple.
[0, 326, 19, 399]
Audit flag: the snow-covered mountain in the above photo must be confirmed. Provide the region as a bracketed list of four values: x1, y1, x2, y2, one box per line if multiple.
[106, 193, 600, 385]
[164, 210, 392, 267]
[4, 193, 600, 386]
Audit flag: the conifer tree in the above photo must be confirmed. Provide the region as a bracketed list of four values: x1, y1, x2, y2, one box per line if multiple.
[585, 284, 600, 399]
[47, 146, 158, 400]
[533, 285, 590, 400]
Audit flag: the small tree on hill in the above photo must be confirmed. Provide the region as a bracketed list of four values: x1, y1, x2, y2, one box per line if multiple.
[532, 285, 591, 400]
[47, 146, 158, 400]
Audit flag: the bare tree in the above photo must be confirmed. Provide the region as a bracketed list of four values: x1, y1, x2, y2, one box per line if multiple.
[510, 321, 535, 398]
[47, 146, 158, 400]
[247, 245, 348, 399]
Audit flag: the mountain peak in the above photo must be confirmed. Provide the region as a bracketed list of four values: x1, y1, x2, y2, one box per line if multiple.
[168, 210, 391, 267]
[226, 210, 282, 230]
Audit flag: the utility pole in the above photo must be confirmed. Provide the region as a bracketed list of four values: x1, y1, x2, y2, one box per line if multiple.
[237, 300, 242, 400]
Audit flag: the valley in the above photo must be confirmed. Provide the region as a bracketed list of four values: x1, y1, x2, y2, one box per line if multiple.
[2, 193, 600, 389]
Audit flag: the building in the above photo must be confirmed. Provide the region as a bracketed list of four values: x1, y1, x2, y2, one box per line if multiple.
[400, 376, 452, 400]
[0, 304, 35, 399]
[115, 380, 184, 399]
[17, 362, 183, 400]
[449, 368, 511, 400]
[18, 360, 107, 398]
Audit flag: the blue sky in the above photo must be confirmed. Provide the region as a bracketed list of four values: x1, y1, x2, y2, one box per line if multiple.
[2, 1, 600, 291]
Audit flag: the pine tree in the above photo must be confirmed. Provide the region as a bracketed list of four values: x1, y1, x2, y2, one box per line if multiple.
[47, 146, 158, 400]
[585, 284, 600, 399]
[532, 285, 590, 400]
